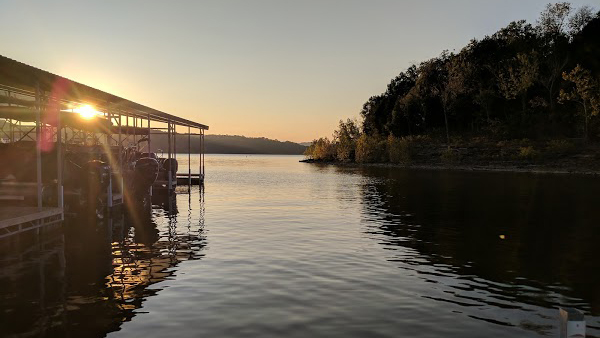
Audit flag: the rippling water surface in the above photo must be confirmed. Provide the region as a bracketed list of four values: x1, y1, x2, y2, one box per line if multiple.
[2, 154, 600, 337]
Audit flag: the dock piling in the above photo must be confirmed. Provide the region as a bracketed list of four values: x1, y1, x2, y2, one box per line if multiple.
[559, 307, 585, 338]
[188, 126, 191, 189]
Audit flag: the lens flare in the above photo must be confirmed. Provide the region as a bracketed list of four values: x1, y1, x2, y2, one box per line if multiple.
[74, 104, 98, 119]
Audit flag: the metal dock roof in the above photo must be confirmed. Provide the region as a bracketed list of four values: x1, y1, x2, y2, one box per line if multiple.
[0, 54, 208, 130]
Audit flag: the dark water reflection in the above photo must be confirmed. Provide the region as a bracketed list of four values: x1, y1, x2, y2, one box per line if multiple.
[0, 189, 206, 337]
[347, 166, 600, 336]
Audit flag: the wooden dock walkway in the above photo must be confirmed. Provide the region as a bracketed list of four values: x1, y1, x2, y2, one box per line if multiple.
[0, 207, 63, 239]
[176, 173, 204, 185]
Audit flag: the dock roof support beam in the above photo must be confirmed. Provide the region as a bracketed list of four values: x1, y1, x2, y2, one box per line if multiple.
[35, 82, 42, 210]
[56, 102, 63, 214]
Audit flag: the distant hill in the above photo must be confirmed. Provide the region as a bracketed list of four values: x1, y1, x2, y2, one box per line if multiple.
[151, 134, 307, 155]
[0, 122, 307, 155]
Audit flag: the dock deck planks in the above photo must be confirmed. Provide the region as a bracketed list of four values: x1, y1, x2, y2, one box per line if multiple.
[0, 207, 63, 238]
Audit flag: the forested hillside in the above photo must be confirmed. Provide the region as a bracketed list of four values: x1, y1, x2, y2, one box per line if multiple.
[151, 134, 306, 155]
[305, 3, 600, 166]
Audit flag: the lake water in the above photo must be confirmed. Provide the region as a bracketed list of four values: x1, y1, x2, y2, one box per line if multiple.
[1, 154, 600, 337]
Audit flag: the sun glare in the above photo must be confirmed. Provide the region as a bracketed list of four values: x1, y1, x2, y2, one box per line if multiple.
[74, 104, 99, 120]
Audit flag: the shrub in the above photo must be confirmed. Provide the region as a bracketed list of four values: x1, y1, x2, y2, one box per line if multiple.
[356, 134, 386, 163]
[387, 135, 413, 164]
[517, 146, 538, 160]
[440, 147, 460, 164]
[405, 135, 431, 143]
[336, 141, 354, 162]
[303, 144, 315, 159]
[305, 137, 336, 161]
[546, 139, 574, 155]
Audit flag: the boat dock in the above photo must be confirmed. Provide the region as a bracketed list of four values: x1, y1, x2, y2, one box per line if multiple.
[0, 54, 209, 239]
[176, 173, 204, 185]
[0, 207, 62, 239]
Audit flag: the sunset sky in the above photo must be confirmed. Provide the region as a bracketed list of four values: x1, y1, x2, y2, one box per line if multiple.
[1, 0, 598, 142]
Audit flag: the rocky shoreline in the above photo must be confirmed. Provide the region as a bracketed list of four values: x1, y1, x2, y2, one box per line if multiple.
[300, 156, 600, 176]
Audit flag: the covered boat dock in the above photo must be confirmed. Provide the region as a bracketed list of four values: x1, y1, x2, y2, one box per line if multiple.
[0, 54, 209, 238]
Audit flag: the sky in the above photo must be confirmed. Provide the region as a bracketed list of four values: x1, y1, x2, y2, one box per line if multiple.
[1, 0, 599, 142]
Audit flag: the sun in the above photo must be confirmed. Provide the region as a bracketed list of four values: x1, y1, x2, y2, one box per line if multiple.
[74, 104, 99, 120]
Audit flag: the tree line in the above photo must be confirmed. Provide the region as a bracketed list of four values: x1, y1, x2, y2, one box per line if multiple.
[306, 3, 600, 163]
[151, 134, 307, 155]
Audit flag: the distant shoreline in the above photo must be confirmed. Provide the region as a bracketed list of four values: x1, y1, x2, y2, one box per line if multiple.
[174, 153, 303, 155]
[151, 134, 307, 155]
[299, 159, 600, 176]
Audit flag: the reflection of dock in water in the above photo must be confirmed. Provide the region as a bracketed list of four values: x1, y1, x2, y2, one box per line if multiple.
[0, 188, 206, 336]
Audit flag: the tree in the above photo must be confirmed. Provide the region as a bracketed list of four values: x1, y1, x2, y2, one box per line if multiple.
[568, 5, 596, 37]
[442, 54, 470, 138]
[304, 137, 336, 161]
[360, 95, 383, 135]
[535, 3, 595, 114]
[537, 2, 572, 36]
[559, 65, 600, 139]
[497, 52, 539, 122]
[460, 37, 503, 128]
[333, 118, 361, 161]
[395, 88, 423, 136]
[313, 3, 600, 161]
[412, 52, 456, 146]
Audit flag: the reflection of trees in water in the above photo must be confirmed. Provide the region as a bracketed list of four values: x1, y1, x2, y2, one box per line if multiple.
[351, 166, 600, 332]
[0, 188, 206, 337]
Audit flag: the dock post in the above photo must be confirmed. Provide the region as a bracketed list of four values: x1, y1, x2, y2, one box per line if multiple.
[147, 114, 151, 153]
[107, 175, 113, 209]
[106, 104, 113, 210]
[173, 124, 177, 180]
[559, 308, 585, 338]
[9, 118, 14, 142]
[35, 82, 43, 210]
[106, 104, 111, 148]
[198, 128, 201, 188]
[118, 113, 122, 166]
[148, 113, 152, 197]
[202, 129, 205, 183]
[167, 120, 172, 195]
[7, 90, 13, 142]
[125, 112, 129, 149]
[56, 100, 64, 217]
[188, 126, 191, 189]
